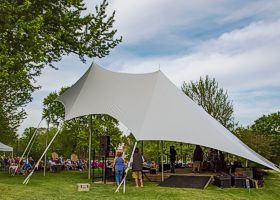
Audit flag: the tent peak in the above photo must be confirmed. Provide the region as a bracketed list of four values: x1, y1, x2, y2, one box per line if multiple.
[90, 63, 161, 76]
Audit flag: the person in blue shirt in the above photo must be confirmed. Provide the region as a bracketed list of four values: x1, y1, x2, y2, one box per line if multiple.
[22, 159, 32, 175]
[113, 151, 124, 186]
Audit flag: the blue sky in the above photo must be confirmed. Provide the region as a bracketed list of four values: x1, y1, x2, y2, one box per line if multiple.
[18, 0, 280, 134]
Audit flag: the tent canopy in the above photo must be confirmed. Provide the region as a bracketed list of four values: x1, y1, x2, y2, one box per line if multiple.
[57, 63, 280, 172]
[0, 142, 13, 152]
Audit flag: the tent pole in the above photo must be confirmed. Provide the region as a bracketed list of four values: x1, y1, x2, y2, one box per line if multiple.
[158, 141, 160, 164]
[115, 141, 138, 193]
[16, 119, 43, 173]
[180, 142, 183, 162]
[17, 139, 19, 156]
[123, 174, 126, 193]
[26, 128, 36, 159]
[141, 141, 144, 154]
[161, 140, 164, 182]
[44, 120, 49, 177]
[23, 123, 63, 185]
[88, 115, 92, 180]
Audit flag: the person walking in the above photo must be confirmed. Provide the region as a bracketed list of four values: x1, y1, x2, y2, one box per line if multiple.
[113, 151, 124, 186]
[192, 145, 204, 173]
[132, 148, 144, 187]
[170, 146, 177, 173]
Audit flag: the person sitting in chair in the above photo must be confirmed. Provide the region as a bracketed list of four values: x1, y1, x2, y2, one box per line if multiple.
[23, 159, 33, 175]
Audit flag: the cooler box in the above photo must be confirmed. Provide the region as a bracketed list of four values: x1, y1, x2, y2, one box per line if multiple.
[77, 183, 90, 192]
[232, 176, 246, 188]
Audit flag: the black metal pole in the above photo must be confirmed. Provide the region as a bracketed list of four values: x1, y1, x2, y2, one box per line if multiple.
[180, 142, 183, 162]
[92, 148, 95, 182]
[102, 157, 106, 183]
[141, 141, 144, 155]
[88, 115, 92, 180]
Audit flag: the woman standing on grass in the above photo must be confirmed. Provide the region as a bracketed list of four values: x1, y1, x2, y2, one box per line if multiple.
[132, 148, 144, 188]
[113, 151, 124, 186]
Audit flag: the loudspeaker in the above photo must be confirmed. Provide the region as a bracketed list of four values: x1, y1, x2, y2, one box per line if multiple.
[159, 163, 171, 172]
[99, 136, 110, 157]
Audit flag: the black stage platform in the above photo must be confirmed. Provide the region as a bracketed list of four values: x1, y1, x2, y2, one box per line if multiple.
[159, 175, 212, 189]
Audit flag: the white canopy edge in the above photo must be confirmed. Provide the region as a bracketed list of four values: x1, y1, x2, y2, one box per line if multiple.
[57, 63, 280, 172]
[0, 142, 13, 152]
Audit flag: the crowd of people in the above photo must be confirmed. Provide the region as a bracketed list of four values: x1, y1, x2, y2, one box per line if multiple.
[0, 155, 90, 175]
[0, 151, 144, 188]
[1, 145, 231, 189]
[47, 156, 88, 172]
[0, 156, 35, 175]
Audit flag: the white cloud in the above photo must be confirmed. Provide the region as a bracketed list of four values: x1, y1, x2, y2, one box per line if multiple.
[17, 1, 280, 134]
[220, 0, 280, 23]
[104, 0, 229, 43]
[102, 19, 280, 125]
[106, 19, 280, 89]
[102, 0, 280, 44]
[233, 91, 279, 126]
[17, 107, 45, 135]
[37, 56, 89, 93]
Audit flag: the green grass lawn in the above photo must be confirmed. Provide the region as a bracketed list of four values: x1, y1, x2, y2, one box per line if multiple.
[0, 170, 280, 200]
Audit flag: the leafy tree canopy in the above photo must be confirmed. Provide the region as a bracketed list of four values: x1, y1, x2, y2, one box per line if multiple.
[42, 87, 68, 126]
[39, 87, 124, 158]
[181, 75, 235, 130]
[0, 0, 121, 69]
[0, 0, 121, 139]
[251, 112, 280, 135]
[235, 127, 280, 165]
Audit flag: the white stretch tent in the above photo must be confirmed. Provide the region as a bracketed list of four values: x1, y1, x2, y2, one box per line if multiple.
[0, 142, 13, 152]
[57, 63, 280, 172]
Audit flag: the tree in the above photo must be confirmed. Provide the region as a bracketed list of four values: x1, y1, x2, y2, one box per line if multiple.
[251, 112, 280, 135]
[181, 75, 235, 130]
[235, 128, 275, 161]
[41, 87, 124, 158]
[0, 70, 35, 143]
[0, 107, 17, 144]
[42, 87, 68, 126]
[0, 0, 122, 137]
[250, 111, 280, 164]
